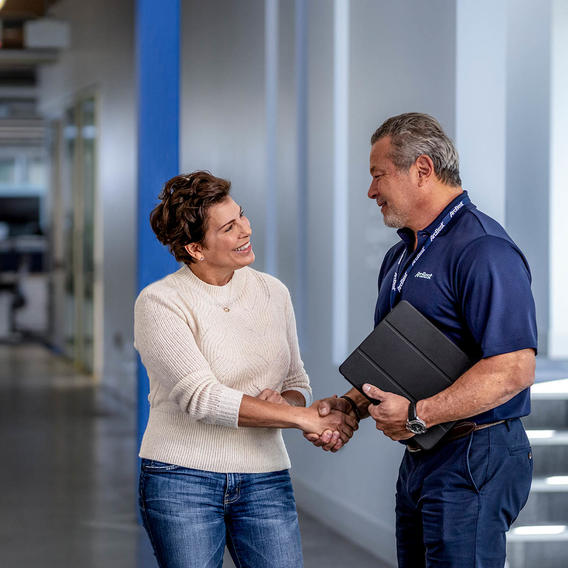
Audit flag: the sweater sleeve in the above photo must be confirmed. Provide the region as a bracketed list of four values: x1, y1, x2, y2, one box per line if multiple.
[134, 288, 243, 428]
[281, 289, 312, 405]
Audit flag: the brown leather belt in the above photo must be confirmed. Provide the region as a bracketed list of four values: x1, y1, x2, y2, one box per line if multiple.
[406, 419, 507, 453]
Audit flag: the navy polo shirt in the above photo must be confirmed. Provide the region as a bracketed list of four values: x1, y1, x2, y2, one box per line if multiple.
[374, 191, 537, 424]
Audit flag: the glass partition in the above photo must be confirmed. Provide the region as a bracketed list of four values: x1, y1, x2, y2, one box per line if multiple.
[60, 96, 97, 374]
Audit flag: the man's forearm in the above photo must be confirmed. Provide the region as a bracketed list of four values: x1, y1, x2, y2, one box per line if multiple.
[417, 348, 535, 428]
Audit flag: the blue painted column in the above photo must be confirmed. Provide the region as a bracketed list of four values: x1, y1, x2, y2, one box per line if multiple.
[136, 0, 180, 451]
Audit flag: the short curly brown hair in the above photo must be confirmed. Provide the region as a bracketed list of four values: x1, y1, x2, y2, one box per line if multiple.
[150, 171, 231, 265]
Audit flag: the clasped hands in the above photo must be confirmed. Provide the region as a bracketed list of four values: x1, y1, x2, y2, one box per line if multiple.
[303, 384, 415, 453]
[257, 388, 359, 446]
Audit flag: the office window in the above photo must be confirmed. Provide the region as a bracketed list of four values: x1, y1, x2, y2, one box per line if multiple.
[0, 157, 16, 184]
[26, 157, 46, 186]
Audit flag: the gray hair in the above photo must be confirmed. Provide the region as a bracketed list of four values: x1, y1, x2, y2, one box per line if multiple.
[370, 112, 461, 187]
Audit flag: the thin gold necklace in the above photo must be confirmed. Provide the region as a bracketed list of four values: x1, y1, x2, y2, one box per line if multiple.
[219, 273, 235, 312]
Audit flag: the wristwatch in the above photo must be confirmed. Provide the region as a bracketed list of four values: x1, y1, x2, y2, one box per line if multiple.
[406, 401, 428, 435]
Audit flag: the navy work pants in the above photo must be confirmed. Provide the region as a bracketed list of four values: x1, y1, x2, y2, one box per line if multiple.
[396, 418, 533, 567]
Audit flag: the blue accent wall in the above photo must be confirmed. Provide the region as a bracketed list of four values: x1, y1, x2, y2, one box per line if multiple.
[136, 0, 180, 450]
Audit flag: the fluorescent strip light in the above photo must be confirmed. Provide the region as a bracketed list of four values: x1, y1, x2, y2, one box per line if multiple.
[545, 476, 568, 485]
[512, 526, 566, 536]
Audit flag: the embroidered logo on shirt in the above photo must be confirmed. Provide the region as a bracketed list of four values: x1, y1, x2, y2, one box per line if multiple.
[415, 272, 433, 280]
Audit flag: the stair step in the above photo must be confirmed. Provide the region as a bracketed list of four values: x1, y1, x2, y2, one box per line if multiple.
[516, 484, 568, 524]
[523, 399, 568, 429]
[531, 378, 568, 401]
[507, 525, 568, 542]
[528, 441, 568, 476]
[531, 476, 568, 492]
[506, 371, 568, 567]
[527, 430, 568, 445]
[507, 538, 568, 568]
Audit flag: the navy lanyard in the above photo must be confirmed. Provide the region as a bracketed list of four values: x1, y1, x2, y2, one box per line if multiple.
[390, 196, 470, 308]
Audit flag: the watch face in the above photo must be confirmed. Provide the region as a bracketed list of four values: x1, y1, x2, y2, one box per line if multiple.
[406, 419, 427, 435]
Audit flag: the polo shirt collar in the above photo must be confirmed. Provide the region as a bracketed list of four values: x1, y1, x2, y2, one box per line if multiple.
[396, 190, 472, 246]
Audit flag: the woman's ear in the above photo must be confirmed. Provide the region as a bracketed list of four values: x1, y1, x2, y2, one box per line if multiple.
[184, 243, 204, 262]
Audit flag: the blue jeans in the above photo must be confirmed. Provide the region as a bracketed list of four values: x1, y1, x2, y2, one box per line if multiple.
[139, 460, 303, 568]
[396, 418, 533, 567]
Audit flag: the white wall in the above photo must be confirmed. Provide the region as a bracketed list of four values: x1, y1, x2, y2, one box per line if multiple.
[284, 2, 457, 564]
[456, 0, 562, 357]
[456, 0, 507, 224]
[38, 0, 137, 402]
[180, 0, 268, 272]
[505, 0, 551, 354]
[549, 0, 568, 357]
[35, 1, 562, 565]
[180, 1, 456, 564]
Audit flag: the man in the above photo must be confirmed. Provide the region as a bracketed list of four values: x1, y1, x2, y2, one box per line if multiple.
[307, 113, 537, 567]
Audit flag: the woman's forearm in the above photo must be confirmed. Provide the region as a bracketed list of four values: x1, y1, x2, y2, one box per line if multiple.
[238, 395, 307, 429]
[237, 394, 358, 440]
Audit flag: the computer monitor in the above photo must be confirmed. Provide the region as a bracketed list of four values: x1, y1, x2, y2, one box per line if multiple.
[0, 196, 41, 236]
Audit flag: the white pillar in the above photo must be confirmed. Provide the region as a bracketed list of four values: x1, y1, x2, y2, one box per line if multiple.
[505, 0, 551, 354]
[456, 0, 507, 224]
[549, 0, 568, 357]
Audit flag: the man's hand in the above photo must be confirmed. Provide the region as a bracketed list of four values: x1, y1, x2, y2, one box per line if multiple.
[363, 384, 414, 441]
[303, 395, 356, 452]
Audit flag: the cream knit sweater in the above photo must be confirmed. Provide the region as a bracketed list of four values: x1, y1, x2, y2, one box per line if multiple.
[134, 265, 312, 473]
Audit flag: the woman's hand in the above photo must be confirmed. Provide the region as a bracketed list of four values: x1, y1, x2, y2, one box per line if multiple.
[256, 388, 290, 405]
[237, 392, 356, 444]
[299, 405, 358, 444]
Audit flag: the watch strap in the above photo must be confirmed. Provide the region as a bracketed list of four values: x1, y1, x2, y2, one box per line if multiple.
[408, 400, 418, 421]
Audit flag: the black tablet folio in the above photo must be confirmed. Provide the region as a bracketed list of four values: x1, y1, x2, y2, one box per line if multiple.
[339, 301, 475, 450]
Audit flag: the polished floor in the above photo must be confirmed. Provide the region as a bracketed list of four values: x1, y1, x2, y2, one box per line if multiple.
[0, 343, 387, 568]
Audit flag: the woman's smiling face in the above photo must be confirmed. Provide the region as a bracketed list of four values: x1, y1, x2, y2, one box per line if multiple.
[194, 196, 255, 271]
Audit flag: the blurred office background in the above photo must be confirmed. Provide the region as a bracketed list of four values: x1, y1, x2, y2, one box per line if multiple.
[1, 0, 568, 566]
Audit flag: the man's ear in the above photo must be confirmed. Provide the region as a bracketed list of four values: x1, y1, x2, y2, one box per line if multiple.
[184, 243, 204, 262]
[415, 154, 435, 186]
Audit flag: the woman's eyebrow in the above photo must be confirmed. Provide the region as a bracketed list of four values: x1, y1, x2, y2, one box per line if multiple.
[217, 217, 237, 231]
[216, 206, 242, 231]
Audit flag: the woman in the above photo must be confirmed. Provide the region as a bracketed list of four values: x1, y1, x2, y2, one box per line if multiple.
[135, 171, 357, 568]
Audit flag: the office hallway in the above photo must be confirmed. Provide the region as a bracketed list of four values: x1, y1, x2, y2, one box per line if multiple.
[0, 343, 387, 568]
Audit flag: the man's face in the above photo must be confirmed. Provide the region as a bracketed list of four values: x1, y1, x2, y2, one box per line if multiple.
[368, 136, 417, 229]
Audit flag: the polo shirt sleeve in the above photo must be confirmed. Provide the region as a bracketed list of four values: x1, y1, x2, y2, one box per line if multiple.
[456, 235, 538, 358]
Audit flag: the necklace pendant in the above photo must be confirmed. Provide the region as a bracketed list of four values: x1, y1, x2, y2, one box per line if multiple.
[223, 307, 230, 312]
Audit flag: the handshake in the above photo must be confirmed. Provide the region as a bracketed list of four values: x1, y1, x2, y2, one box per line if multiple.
[257, 385, 415, 452]
[303, 395, 363, 453]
